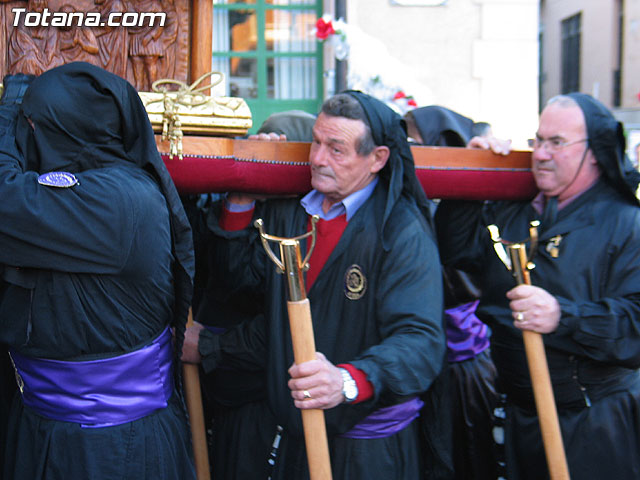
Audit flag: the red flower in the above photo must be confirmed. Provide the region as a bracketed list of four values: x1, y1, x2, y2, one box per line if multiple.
[407, 98, 417, 107]
[393, 91, 406, 100]
[316, 19, 335, 40]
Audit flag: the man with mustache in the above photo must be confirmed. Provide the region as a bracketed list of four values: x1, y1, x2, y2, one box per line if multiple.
[435, 93, 640, 479]
[183, 91, 448, 479]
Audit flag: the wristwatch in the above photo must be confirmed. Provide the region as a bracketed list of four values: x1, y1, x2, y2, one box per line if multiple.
[338, 368, 358, 403]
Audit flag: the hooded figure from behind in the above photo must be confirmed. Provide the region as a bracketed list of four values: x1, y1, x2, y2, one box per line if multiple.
[0, 62, 195, 480]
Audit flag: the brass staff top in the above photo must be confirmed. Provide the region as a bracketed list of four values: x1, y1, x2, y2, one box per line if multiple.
[487, 220, 540, 281]
[254, 216, 319, 302]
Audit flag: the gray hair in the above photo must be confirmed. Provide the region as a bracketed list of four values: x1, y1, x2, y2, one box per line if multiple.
[546, 95, 580, 109]
[320, 94, 377, 155]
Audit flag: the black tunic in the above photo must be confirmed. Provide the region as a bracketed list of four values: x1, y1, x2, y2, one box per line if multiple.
[0, 64, 195, 480]
[201, 182, 446, 479]
[186, 195, 274, 480]
[435, 180, 640, 479]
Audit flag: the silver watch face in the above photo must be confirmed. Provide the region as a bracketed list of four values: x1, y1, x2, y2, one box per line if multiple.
[340, 368, 358, 402]
[344, 382, 358, 401]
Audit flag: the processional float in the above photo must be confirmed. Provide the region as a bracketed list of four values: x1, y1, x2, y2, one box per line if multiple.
[0, 1, 566, 478]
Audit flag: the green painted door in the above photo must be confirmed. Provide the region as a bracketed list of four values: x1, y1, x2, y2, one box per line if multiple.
[212, 0, 324, 134]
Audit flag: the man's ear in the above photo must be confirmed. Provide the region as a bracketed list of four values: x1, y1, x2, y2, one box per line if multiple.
[370, 145, 390, 174]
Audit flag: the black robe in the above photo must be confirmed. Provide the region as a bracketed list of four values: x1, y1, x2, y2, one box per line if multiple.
[185, 195, 275, 480]
[435, 180, 640, 479]
[200, 182, 446, 479]
[410, 104, 499, 479]
[0, 64, 195, 480]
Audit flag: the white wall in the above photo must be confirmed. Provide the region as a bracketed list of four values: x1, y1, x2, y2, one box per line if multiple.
[340, 0, 539, 148]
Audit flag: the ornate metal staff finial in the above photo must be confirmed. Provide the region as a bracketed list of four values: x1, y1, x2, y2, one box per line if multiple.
[487, 220, 540, 282]
[485, 219, 571, 480]
[254, 215, 319, 302]
[253, 214, 332, 480]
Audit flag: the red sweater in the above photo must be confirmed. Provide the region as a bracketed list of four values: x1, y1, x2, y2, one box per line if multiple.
[219, 204, 374, 403]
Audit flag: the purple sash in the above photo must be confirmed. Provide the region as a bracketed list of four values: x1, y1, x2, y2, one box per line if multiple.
[445, 300, 490, 362]
[9, 327, 173, 428]
[339, 397, 424, 439]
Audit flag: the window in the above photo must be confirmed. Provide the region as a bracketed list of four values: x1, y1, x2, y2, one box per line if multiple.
[613, 0, 623, 107]
[560, 13, 581, 94]
[212, 0, 323, 133]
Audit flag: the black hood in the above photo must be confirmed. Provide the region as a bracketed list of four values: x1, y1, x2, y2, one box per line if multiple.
[16, 61, 194, 352]
[257, 110, 316, 142]
[568, 92, 640, 206]
[344, 90, 434, 243]
[409, 105, 474, 147]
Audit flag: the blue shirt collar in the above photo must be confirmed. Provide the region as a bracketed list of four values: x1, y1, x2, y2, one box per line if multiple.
[300, 177, 378, 221]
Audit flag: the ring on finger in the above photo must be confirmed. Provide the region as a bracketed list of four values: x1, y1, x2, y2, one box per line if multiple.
[303, 390, 312, 399]
[515, 312, 524, 322]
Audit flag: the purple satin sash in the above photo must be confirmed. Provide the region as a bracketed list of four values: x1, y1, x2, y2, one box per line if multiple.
[9, 327, 173, 428]
[339, 397, 424, 439]
[445, 300, 490, 362]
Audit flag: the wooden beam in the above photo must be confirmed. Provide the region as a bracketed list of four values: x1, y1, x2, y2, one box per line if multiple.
[158, 136, 538, 200]
[190, 0, 213, 92]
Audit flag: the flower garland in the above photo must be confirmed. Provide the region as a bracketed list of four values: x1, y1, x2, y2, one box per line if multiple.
[313, 15, 349, 61]
[393, 90, 418, 110]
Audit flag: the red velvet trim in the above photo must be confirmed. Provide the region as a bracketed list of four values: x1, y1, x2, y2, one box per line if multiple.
[338, 363, 374, 404]
[305, 215, 347, 291]
[219, 205, 254, 231]
[162, 153, 538, 200]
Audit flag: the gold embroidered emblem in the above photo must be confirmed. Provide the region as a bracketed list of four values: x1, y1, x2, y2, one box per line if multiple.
[546, 235, 563, 258]
[344, 265, 367, 300]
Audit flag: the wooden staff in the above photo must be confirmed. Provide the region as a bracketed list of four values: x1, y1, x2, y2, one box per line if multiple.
[255, 217, 332, 480]
[183, 309, 211, 480]
[507, 243, 570, 480]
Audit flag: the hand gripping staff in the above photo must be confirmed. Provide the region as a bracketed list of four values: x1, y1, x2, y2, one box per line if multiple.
[488, 221, 570, 480]
[183, 309, 211, 480]
[255, 216, 333, 480]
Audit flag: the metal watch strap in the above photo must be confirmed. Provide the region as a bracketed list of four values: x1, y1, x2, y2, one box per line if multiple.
[339, 367, 358, 403]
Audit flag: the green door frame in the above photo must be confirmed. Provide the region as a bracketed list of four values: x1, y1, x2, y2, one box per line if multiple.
[212, 1, 324, 133]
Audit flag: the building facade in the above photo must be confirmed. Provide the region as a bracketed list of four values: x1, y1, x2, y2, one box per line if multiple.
[539, 0, 640, 158]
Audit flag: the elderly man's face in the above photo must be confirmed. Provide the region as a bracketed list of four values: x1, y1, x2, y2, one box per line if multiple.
[309, 112, 387, 208]
[532, 102, 600, 201]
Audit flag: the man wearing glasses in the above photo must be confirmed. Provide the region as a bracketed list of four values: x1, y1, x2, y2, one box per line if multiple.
[435, 93, 640, 479]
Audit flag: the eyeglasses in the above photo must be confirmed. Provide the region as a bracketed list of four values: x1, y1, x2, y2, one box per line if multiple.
[527, 136, 588, 153]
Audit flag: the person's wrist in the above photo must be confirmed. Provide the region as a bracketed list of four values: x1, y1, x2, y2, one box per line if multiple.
[338, 367, 358, 403]
[225, 192, 256, 206]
